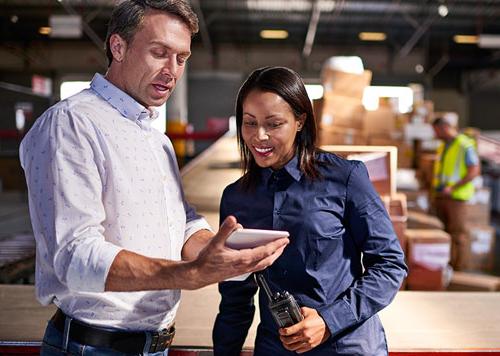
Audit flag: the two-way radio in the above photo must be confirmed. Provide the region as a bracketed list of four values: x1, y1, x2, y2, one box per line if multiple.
[254, 273, 303, 328]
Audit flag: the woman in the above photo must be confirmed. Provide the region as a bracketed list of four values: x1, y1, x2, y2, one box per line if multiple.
[213, 66, 407, 355]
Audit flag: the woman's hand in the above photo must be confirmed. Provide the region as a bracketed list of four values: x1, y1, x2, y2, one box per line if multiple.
[278, 306, 331, 353]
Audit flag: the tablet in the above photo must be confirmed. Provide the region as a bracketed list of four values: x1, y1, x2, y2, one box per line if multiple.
[226, 228, 290, 249]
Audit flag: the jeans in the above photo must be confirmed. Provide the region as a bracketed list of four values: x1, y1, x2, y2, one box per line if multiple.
[40, 320, 169, 356]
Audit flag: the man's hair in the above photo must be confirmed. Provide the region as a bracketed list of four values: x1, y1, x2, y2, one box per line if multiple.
[105, 0, 199, 66]
[235, 66, 321, 190]
[432, 117, 451, 127]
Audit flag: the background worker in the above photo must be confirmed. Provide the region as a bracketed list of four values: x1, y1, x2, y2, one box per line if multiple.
[431, 116, 480, 268]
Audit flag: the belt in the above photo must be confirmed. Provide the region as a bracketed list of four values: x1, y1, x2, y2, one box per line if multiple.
[51, 309, 175, 354]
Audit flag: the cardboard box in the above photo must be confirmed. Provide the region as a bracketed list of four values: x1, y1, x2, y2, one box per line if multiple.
[465, 188, 492, 226]
[321, 145, 398, 197]
[318, 126, 367, 146]
[406, 229, 451, 290]
[363, 107, 397, 137]
[407, 211, 444, 230]
[448, 271, 500, 291]
[321, 94, 365, 129]
[402, 189, 430, 213]
[369, 136, 414, 168]
[322, 69, 372, 100]
[381, 193, 408, 254]
[453, 225, 496, 272]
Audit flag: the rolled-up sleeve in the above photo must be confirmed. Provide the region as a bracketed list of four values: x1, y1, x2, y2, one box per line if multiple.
[318, 161, 407, 337]
[20, 108, 122, 293]
[183, 202, 213, 241]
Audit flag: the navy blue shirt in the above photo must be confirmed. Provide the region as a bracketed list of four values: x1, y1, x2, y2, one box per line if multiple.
[213, 152, 407, 356]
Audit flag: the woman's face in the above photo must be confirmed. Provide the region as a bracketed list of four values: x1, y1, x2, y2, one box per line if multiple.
[241, 90, 304, 170]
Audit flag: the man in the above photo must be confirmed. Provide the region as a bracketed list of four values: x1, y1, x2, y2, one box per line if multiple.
[431, 116, 480, 268]
[19, 1, 288, 355]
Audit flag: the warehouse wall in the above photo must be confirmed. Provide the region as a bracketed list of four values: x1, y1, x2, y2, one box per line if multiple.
[469, 89, 500, 130]
[429, 89, 469, 127]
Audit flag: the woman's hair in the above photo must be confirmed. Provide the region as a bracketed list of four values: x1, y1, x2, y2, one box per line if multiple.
[105, 0, 199, 66]
[235, 66, 320, 189]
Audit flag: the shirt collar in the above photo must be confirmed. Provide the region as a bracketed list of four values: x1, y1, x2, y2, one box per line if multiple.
[261, 155, 303, 185]
[90, 73, 158, 128]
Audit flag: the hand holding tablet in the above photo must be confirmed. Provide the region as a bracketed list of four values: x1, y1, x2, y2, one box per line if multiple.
[224, 228, 290, 281]
[226, 228, 290, 249]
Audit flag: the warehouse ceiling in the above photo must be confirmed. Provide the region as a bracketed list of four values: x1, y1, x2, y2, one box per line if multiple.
[1, 0, 500, 72]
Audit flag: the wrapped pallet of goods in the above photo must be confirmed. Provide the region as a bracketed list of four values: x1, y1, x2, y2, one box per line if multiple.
[405, 229, 452, 291]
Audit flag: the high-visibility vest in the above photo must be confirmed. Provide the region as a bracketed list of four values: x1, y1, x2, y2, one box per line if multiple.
[432, 133, 475, 201]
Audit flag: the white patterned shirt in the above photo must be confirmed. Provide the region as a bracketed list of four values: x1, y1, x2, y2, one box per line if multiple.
[20, 73, 211, 331]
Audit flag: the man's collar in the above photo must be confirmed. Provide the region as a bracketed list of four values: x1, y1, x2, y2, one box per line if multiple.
[90, 73, 158, 124]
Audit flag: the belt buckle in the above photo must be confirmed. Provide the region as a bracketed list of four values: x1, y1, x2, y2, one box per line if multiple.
[150, 326, 175, 353]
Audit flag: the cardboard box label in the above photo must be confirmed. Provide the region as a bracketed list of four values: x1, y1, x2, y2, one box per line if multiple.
[412, 243, 450, 270]
[470, 228, 493, 254]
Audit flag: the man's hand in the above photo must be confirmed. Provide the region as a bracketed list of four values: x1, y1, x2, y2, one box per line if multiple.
[442, 185, 453, 196]
[278, 307, 331, 354]
[189, 216, 289, 289]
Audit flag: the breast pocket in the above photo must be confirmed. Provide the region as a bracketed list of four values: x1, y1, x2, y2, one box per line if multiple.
[304, 209, 345, 270]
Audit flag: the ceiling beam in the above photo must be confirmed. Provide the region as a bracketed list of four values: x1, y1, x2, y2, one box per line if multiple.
[302, 0, 321, 58]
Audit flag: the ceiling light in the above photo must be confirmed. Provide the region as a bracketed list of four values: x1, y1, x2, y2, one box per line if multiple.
[415, 64, 424, 74]
[359, 32, 386, 41]
[39, 27, 51, 35]
[247, 0, 335, 12]
[453, 35, 478, 44]
[10, 15, 18, 23]
[260, 30, 288, 39]
[438, 5, 448, 17]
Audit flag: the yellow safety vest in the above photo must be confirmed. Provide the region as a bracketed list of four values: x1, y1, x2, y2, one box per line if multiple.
[432, 133, 475, 201]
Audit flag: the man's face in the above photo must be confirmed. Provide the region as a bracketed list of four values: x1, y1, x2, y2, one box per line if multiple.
[432, 124, 449, 140]
[113, 9, 192, 107]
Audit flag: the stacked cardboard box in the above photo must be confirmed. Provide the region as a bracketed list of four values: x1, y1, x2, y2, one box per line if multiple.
[318, 126, 366, 146]
[407, 211, 444, 230]
[368, 135, 414, 169]
[405, 229, 452, 290]
[455, 225, 496, 271]
[381, 193, 408, 290]
[403, 190, 430, 213]
[318, 69, 372, 145]
[381, 193, 408, 255]
[322, 145, 398, 197]
[466, 187, 492, 226]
